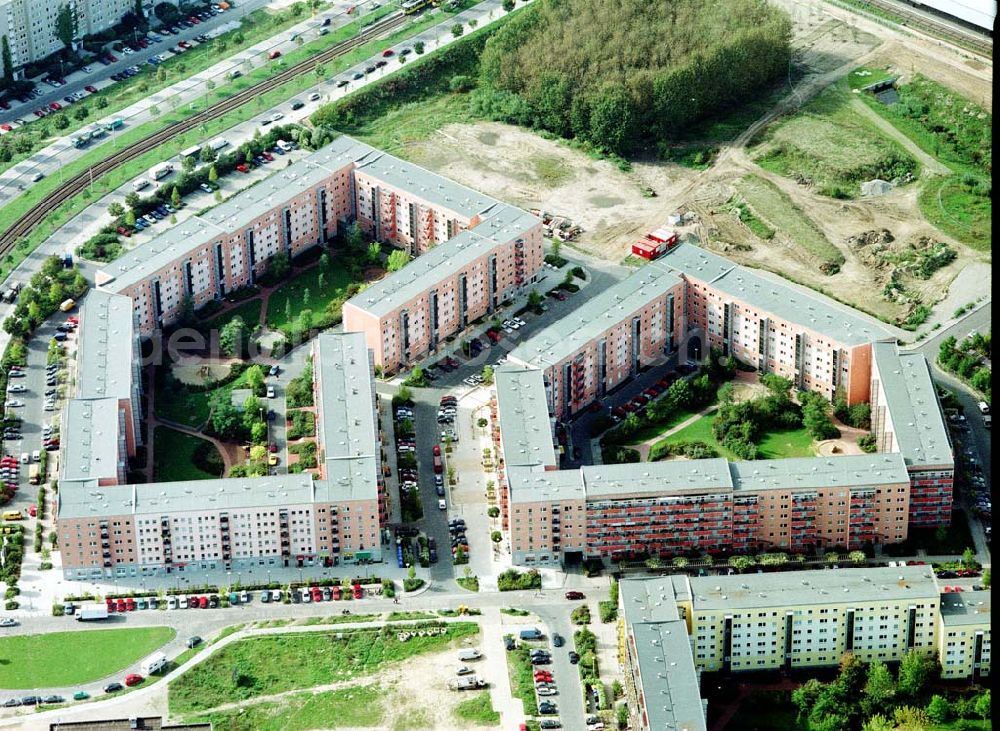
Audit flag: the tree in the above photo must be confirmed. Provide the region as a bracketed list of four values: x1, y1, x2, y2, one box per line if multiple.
[528, 290, 542, 308]
[481, 366, 494, 385]
[502, 0, 515, 11]
[974, 690, 990, 721]
[181, 155, 196, 173]
[487, 507, 500, 518]
[344, 222, 364, 252]
[849, 550, 866, 565]
[893, 706, 930, 731]
[171, 187, 182, 208]
[897, 650, 936, 699]
[208, 165, 219, 183]
[386, 250, 411, 272]
[862, 715, 894, 731]
[588, 85, 634, 153]
[218, 316, 250, 357]
[125, 210, 136, 227]
[491, 531, 502, 543]
[1, 36, 12, 85]
[469, 18, 478, 29]
[55, 5, 76, 50]
[982, 568, 991, 588]
[319, 252, 331, 270]
[451, 23, 464, 37]
[926, 695, 951, 724]
[209, 392, 243, 439]
[134, 0, 144, 19]
[366, 241, 382, 264]
[125, 192, 141, 211]
[791, 678, 823, 719]
[245, 365, 266, 397]
[267, 252, 291, 280]
[414, 40, 425, 54]
[962, 547, 977, 569]
[861, 659, 895, 716]
[108, 202, 125, 219]
[250, 421, 267, 444]
[200, 145, 217, 164]
[249, 445, 267, 462]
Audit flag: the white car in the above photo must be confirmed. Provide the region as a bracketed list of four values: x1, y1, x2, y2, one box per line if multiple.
[438, 498, 447, 510]
[266, 385, 275, 398]
[270, 112, 284, 122]
[0, 618, 18, 627]
[6, 399, 23, 407]
[463, 377, 477, 387]
[81, 65, 92, 73]
[6, 384, 25, 393]
[308, 92, 320, 101]
[513, 316, 526, 327]
[122, 46, 134, 55]
[44, 402, 56, 411]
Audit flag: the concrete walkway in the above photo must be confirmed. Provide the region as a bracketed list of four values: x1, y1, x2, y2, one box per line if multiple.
[632, 405, 719, 461]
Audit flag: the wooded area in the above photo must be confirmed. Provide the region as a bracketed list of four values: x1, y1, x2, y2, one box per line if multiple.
[475, 0, 792, 153]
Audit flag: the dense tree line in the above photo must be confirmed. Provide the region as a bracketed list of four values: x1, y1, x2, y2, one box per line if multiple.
[938, 333, 991, 403]
[474, 0, 791, 153]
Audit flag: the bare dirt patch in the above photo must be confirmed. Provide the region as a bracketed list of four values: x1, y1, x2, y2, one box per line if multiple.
[170, 361, 233, 386]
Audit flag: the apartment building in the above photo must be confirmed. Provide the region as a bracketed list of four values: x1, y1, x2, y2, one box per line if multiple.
[494, 365, 920, 566]
[509, 261, 684, 419]
[60, 291, 143, 488]
[58, 332, 384, 579]
[343, 204, 544, 373]
[937, 591, 991, 680]
[96, 136, 544, 342]
[0, 0, 133, 78]
[656, 244, 892, 405]
[619, 578, 707, 731]
[870, 340, 955, 527]
[312, 331, 388, 534]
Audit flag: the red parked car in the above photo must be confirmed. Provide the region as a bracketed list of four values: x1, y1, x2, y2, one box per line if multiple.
[268, 50, 281, 60]
[115, 599, 127, 612]
[117, 226, 132, 237]
[332, 585, 342, 600]
[85, 85, 98, 93]
[236, 163, 250, 173]
[124, 673, 144, 686]
[199, 596, 209, 608]
[311, 588, 322, 602]
[352, 584, 363, 600]
[261, 151, 274, 161]
[49, 101, 61, 111]
[106, 598, 116, 612]
[126, 597, 136, 611]
[382, 49, 394, 57]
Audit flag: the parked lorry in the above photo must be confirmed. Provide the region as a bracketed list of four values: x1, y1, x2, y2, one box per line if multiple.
[448, 676, 487, 691]
[76, 603, 110, 621]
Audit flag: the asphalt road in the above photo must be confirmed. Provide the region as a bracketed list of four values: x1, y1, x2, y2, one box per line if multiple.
[533, 604, 587, 730]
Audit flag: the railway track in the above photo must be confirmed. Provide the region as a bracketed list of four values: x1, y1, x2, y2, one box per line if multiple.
[846, 0, 992, 56]
[0, 11, 409, 257]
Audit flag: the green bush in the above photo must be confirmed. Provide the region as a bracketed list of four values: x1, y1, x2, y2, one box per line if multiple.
[571, 605, 591, 625]
[403, 578, 425, 592]
[496, 568, 541, 592]
[598, 600, 617, 623]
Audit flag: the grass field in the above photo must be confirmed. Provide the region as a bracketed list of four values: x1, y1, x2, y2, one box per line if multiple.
[735, 175, 845, 271]
[650, 413, 816, 461]
[918, 174, 992, 252]
[752, 82, 918, 199]
[204, 298, 263, 334]
[624, 405, 709, 446]
[0, 627, 175, 688]
[506, 646, 538, 716]
[187, 684, 384, 729]
[453, 690, 501, 725]
[153, 427, 223, 482]
[265, 261, 354, 330]
[169, 623, 479, 715]
[155, 381, 213, 429]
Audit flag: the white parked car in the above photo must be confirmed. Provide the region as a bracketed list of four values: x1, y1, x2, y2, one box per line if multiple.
[6, 384, 25, 393]
[266, 385, 275, 398]
[270, 112, 284, 122]
[0, 618, 18, 627]
[6, 399, 23, 407]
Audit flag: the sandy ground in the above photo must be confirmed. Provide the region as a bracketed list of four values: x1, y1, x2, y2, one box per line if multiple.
[171, 361, 234, 386]
[401, 4, 990, 332]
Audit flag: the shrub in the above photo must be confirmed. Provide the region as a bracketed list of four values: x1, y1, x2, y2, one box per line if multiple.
[403, 577, 425, 592]
[571, 605, 591, 625]
[497, 568, 541, 591]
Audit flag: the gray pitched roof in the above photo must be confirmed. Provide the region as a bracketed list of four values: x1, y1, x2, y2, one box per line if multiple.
[510, 261, 681, 368]
[872, 341, 953, 468]
[75, 291, 135, 402]
[60, 398, 122, 485]
[494, 364, 557, 469]
[658, 243, 892, 346]
[346, 204, 540, 318]
[620, 578, 706, 731]
[939, 591, 991, 626]
[687, 565, 938, 611]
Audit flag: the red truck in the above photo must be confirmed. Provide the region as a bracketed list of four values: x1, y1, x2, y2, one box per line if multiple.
[432, 444, 443, 474]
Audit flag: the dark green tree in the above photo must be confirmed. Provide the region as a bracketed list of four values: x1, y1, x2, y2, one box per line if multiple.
[1, 36, 12, 85]
[55, 5, 76, 50]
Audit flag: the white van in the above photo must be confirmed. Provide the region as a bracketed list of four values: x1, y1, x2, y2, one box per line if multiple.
[276, 139, 293, 152]
[457, 649, 482, 661]
[140, 651, 168, 675]
[978, 401, 990, 415]
[31, 450, 40, 462]
[133, 178, 151, 191]
[438, 498, 447, 510]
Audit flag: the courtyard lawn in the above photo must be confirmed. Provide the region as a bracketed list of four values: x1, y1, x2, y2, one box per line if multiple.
[265, 262, 354, 331]
[453, 690, 501, 726]
[625, 404, 709, 445]
[154, 427, 224, 482]
[155, 380, 213, 428]
[650, 414, 815, 461]
[204, 298, 263, 335]
[187, 684, 384, 730]
[0, 627, 175, 688]
[169, 623, 479, 715]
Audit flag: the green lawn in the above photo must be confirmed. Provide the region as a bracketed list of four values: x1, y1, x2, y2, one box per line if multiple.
[624, 405, 707, 446]
[506, 646, 538, 716]
[204, 298, 263, 334]
[918, 174, 992, 252]
[0, 627, 175, 688]
[187, 684, 384, 729]
[650, 414, 816, 461]
[453, 690, 501, 726]
[751, 73, 919, 199]
[265, 262, 354, 331]
[153, 426, 223, 482]
[154, 376, 211, 428]
[169, 623, 479, 715]
[354, 89, 479, 155]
